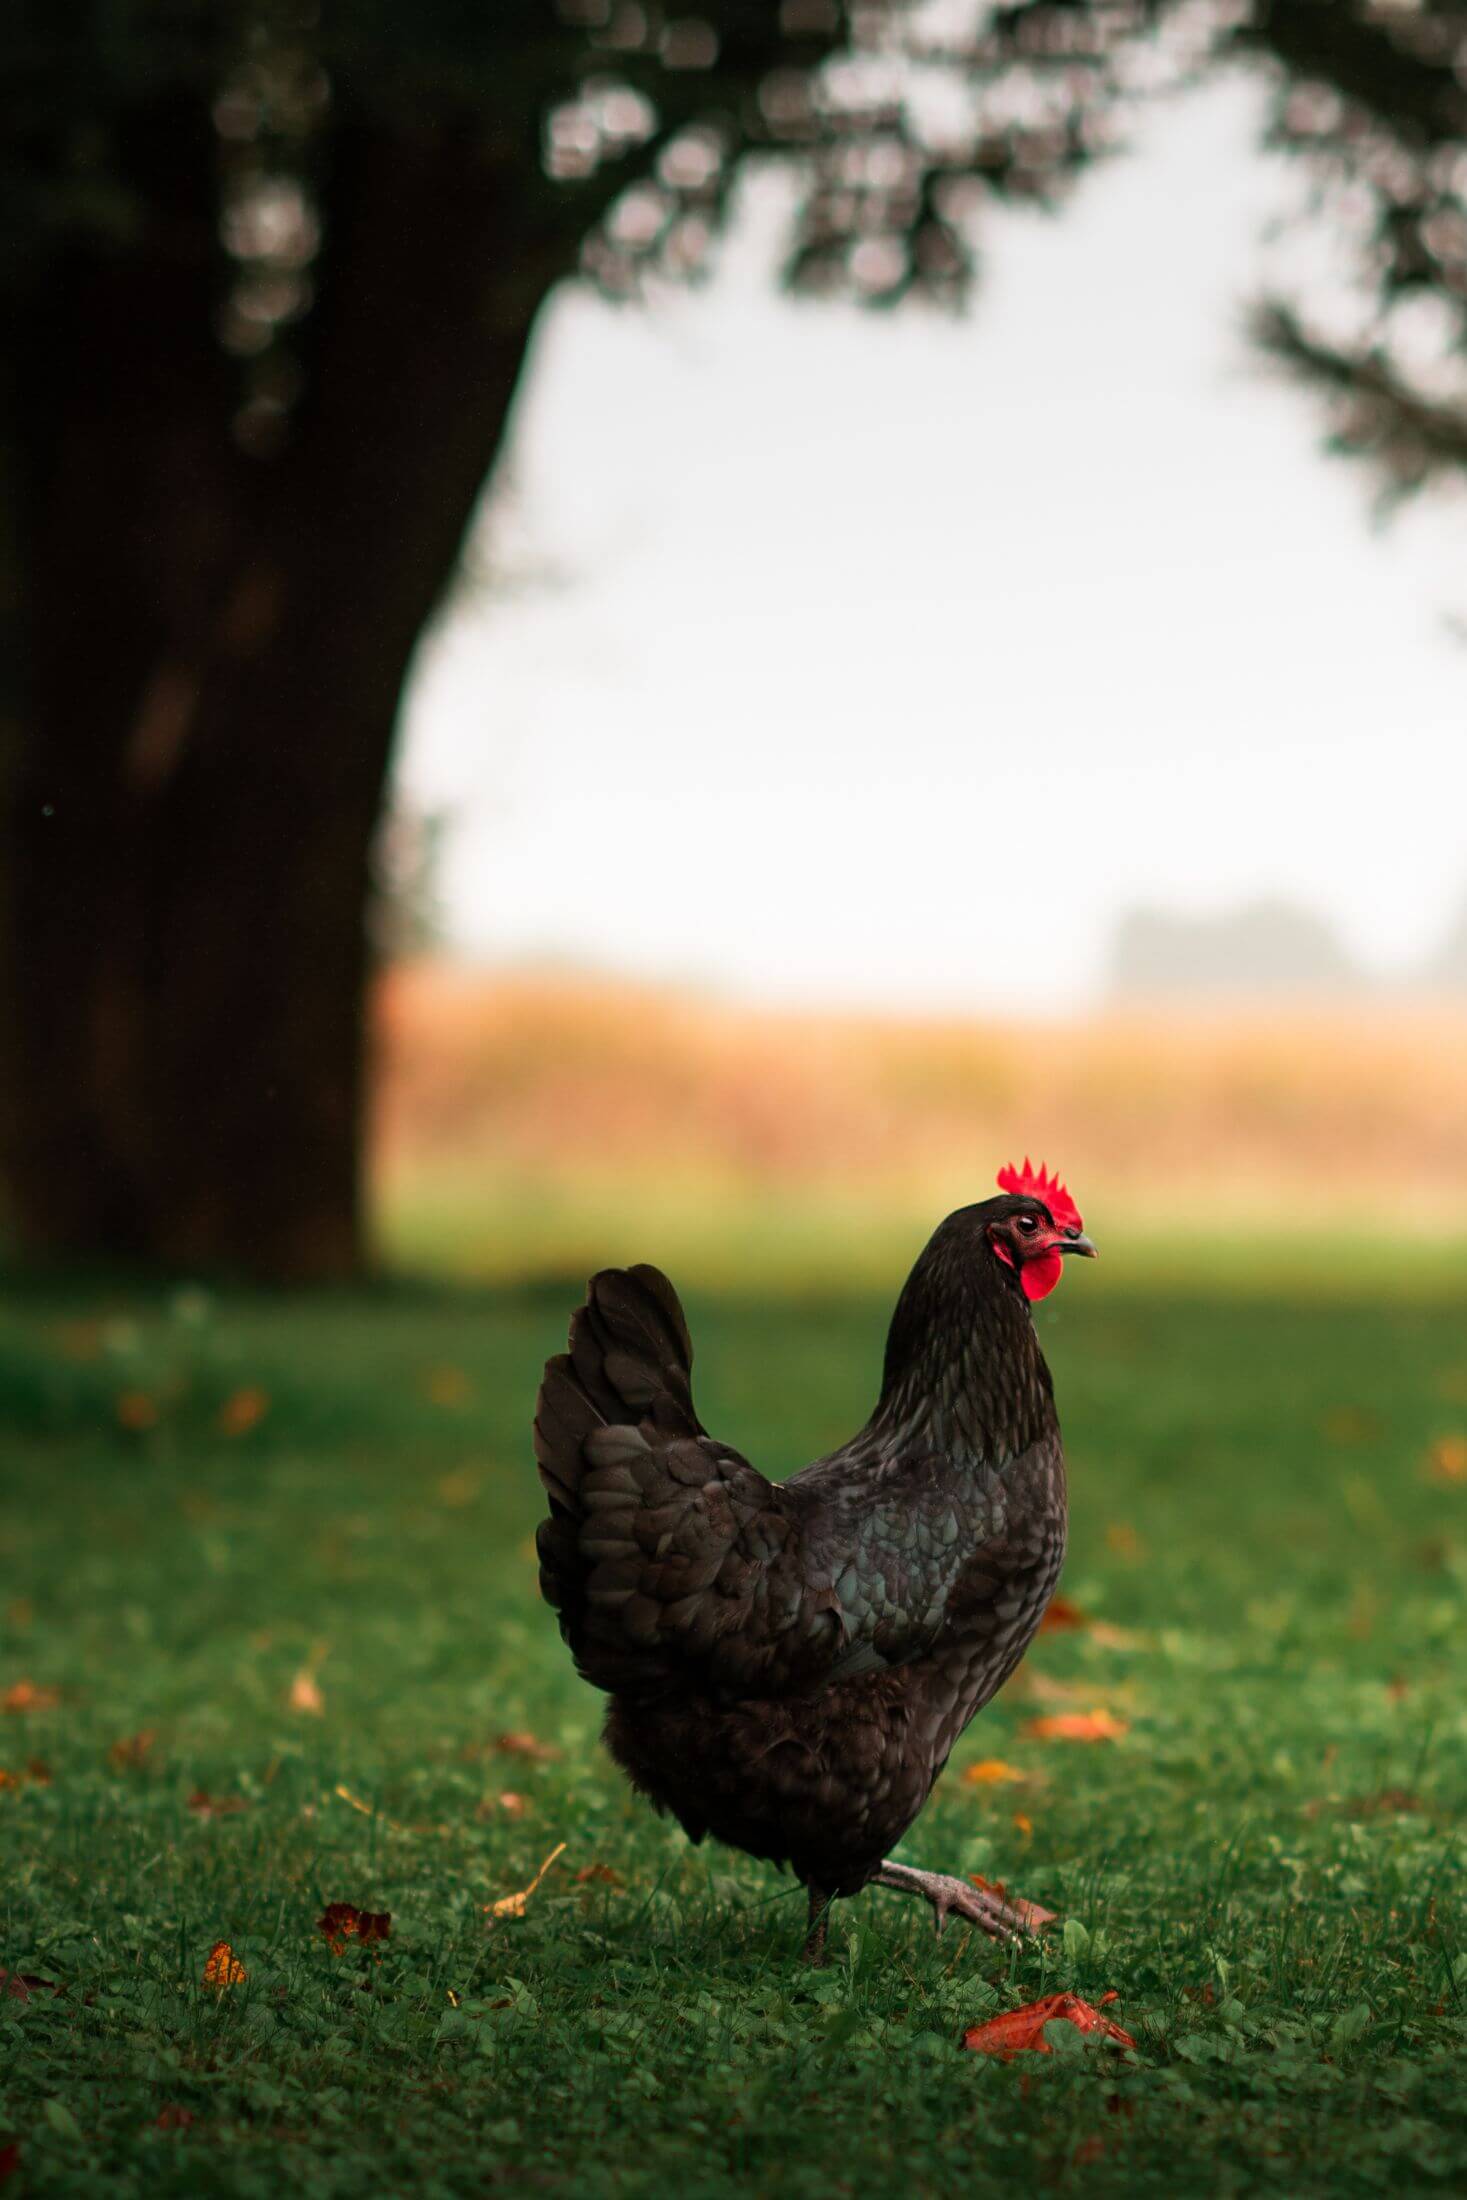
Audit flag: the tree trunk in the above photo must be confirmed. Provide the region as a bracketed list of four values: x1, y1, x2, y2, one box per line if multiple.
[1, 116, 566, 1279]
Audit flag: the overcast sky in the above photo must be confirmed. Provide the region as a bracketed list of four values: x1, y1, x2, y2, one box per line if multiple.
[397, 71, 1467, 1014]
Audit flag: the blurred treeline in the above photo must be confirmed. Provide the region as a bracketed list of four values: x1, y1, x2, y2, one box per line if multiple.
[4, 1, 1467, 1282]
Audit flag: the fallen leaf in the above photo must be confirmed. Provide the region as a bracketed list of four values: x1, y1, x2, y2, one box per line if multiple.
[108, 1730, 156, 1770]
[1087, 1621, 1141, 1651]
[1425, 1434, 1467, 1485]
[963, 1991, 1135, 2060]
[486, 1842, 567, 1919]
[1012, 1812, 1033, 1837]
[477, 1791, 527, 1820]
[968, 1874, 1057, 1932]
[2, 1680, 60, 1715]
[116, 1389, 159, 1432]
[423, 1365, 472, 1408]
[155, 2105, 195, 2132]
[187, 1790, 249, 1820]
[1037, 1595, 1088, 1633]
[494, 1731, 559, 1763]
[201, 1941, 246, 1989]
[288, 1665, 324, 1716]
[574, 1863, 623, 1888]
[318, 1902, 391, 1954]
[1024, 1708, 1128, 1743]
[963, 1758, 1028, 1786]
[217, 1387, 270, 1437]
[1, 1970, 61, 2002]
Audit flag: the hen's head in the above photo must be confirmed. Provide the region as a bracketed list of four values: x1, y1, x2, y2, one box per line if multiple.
[985, 1160, 1096, 1303]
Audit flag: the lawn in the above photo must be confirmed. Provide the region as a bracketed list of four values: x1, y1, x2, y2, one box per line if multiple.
[1, 1268, 1465, 2196]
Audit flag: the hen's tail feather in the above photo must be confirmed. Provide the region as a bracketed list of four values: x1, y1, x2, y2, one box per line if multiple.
[533, 1265, 702, 1667]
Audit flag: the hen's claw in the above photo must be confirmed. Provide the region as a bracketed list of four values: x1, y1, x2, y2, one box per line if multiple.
[873, 1859, 1039, 1941]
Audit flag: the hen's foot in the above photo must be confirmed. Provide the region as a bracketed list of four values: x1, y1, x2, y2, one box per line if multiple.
[801, 1884, 833, 1967]
[873, 1860, 1039, 1942]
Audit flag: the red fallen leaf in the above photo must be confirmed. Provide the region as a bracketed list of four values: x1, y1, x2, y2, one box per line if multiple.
[187, 1790, 249, 1820]
[155, 2105, 195, 2131]
[963, 1991, 1136, 2060]
[0, 2142, 17, 2186]
[1024, 1708, 1128, 1743]
[575, 1863, 623, 1888]
[317, 1903, 392, 1954]
[108, 1730, 156, 1770]
[1037, 1595, 1088, 1633]
[2, 1680, 60, 1715]
[494, 1730, 559, 1763]
[968, 1874, 1058, 1932]
[1, 1970, 62, 2002]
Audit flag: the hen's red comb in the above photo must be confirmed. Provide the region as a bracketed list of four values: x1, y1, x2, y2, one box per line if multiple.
[996, 1159, 1083, 1233]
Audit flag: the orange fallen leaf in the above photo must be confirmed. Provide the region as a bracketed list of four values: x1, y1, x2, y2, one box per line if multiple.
[963, 1759, 1028, 1786]
[217, 1386, 270, 1438]
[318, 1902, 391, 1954]
[116, 1389, 159, 1432]
[968, 1874, 1057, 1931]
[574, 1862, 623, 1888]
[1425, 1435, 1467, 1485]
[486, 1842, 566, 1919]
[963, 1990, 1135, 2059]
[201, 1941, 246, 1989]
[108, 1730, 156, 1770]
[1037, 1595, 1088, 1633]
[288, 1666, 324, 1716]
[188, 1790, 249, 1820]
[494, 1730, 558, 1763]
[1012, 1812, 1033, 1837]
[2, 1681, 60, 1715]
[478, 1791, 527, 1820]
[1024, 1708, 1128, 1743]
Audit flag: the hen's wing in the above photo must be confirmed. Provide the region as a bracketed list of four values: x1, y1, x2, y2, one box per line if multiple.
[534, 1266, 884, 1701]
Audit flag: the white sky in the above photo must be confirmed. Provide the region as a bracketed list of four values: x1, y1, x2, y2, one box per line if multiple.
[397, 71, 1467, 1014]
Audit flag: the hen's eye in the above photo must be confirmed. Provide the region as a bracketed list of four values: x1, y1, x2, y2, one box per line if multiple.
[1016, 1214, 1039, 1235]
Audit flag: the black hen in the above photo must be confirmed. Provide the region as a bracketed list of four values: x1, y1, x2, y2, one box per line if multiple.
[533, 1163, 1096, 1959]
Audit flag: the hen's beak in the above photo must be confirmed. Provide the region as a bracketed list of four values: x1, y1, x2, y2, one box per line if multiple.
[1060, 1231, 1097, 1259]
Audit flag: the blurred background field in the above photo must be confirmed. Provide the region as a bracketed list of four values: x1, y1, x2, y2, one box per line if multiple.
[373, 965, 1467, 1293]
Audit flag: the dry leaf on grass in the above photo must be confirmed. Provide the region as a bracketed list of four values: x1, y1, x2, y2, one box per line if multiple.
[1012, 1812, 1034, 1837]
[2, 1680, 60, 1715]
[486, 1842, 566, 1919]
[574, 1863, 623, 1888]
[1425, 1435, 1467, 1484]
[108, 1730, 156, 1770]
[318, 1903, 392, 1953]
[963, 1759, 1028, 1786]
[1037, 1595, 1088, 1633]
[0, 1760, 50, 1793]
[217, 1387, 270, 1437]
[967, 1875, 1057, 1931]
[477, 1791, 527, 1820]
[494, 1731, 559, 1763]
[1, 1970, 61, 2003]
[963, 1991, 1135, 2060]
[1024, 1708, 1128, 1743]
[202, 1941, 247, 1989]
[187, 1790, 249, 1820]
[115, 1390, 159, 1432]
[288, 1665, 325, 1715]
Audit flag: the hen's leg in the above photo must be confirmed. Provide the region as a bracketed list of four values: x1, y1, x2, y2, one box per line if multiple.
[801, 1883, 834, 1966]
[873, 1860, 1038, 1941]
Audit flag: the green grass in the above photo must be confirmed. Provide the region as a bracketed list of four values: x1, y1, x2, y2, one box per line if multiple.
[2, 1271, 1466, 2196]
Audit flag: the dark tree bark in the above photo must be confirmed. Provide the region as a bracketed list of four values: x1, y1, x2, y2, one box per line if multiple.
[2, 108, 568, 1278]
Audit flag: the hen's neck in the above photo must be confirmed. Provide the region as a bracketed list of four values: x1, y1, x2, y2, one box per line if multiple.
[870, 1238, 1056, 1467]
